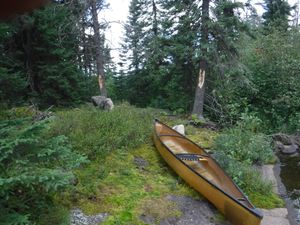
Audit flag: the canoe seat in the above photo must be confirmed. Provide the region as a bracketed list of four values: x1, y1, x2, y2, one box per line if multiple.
[176, 153, 209, 162]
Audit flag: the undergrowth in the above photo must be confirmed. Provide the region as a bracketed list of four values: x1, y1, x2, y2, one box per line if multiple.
[0, 105, 285, 224]
[213, 113, 283, 208]
[60, 145, 198, 225]
[50, 103, 159, 159]
[50, 104, 198, 224]
[0, 115, 87, 225]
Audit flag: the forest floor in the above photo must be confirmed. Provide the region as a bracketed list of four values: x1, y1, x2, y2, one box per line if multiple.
[61, 107, 283, 225]
[1, 105, 287, 225]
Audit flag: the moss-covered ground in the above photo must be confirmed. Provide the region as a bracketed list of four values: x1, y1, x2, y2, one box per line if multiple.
[55, 143, 198, 225]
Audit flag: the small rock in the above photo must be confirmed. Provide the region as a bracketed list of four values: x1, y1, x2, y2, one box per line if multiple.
[140, 214, 156, 225]
[70, 209, 109, 225]
[273, 134, 293, 145]
[281, 144, 298, 155]
[91, 96, 114, 110]
[134, 156, 149, 170]
[172, 124, 185, 135]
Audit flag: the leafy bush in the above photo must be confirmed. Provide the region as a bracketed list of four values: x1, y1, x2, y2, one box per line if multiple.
[213, 115, 281, 208]
[50, 103, 158, 158]
[286, 112, 300, 133]
[214, 151, 283, 208]
[0, 118, 87, 224]
[215, 113, 274, 165]
[214, 151, 269, 193]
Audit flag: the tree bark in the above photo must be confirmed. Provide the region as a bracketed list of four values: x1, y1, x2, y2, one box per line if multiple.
[90, 0, 107, 97]
[192, 0, 210, 119]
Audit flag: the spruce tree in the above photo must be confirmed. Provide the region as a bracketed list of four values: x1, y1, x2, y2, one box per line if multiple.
[262, 0, 293, 31]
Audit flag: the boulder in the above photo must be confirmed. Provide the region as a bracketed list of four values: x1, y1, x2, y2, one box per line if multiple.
[274, 141, 284, 152]
[91, 96, 114, 110]
[281, 144, 298, 155]
[292, 135, 300, 147]
[172, 124, 185, 135]
[273, 133, 293, 145]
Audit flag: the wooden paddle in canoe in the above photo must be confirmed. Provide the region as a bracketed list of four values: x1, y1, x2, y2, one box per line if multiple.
[153, 119, 263, 225]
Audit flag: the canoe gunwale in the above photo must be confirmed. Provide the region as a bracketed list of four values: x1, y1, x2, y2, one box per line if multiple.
[153, 118, 263, 219]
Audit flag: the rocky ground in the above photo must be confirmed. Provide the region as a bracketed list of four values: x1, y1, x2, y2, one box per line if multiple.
[260, 165, 290, 225]
[70, 209, 109, 225]
[70, 195, 231, 225]
[141, 195, 230, 225]
[70, 165, 291, 225]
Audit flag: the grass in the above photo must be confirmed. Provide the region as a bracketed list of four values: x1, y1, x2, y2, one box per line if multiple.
[50, 105, 284, 223]
[0, 104, 285, 224]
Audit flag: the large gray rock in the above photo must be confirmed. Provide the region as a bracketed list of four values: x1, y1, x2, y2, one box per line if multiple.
[292, 135, 300, 147]
[91, 96, 114, 110]
[281, 144, 298, 155]
[273, 134, 293, 145]
[274, 141, 285, 152]
[261, 208, 290, 225]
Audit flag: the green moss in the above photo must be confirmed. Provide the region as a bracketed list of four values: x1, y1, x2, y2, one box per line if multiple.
[248, 192, 284, 209]
[187, 128, 218, 149]
[68, 144, 199, 224]
[136, 197, 182, 224]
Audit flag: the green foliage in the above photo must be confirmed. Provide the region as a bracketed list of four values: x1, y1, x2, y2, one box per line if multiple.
[262, 0, 292, 31]
[0, 118, 87, 224]
[72, 144, 196, 225]
[0, 2, 90, 107]
[243, 30, 300, 131]
[214, 151, 283, 208]
[50, 103, 159, 158]
[215, 116, 274, 165]
[213, 114, 282, 208]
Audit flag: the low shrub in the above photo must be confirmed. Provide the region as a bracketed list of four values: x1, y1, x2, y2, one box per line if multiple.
[213, 115, 282, 208]
[214, 127, 274, 165]
[50, 103, 159, 158]
[0, 118, 87, 224]
[214, 151, 283, 208]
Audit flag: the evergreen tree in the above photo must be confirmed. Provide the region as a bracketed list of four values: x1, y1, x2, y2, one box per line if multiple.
[121, 0, 163, 107]
[0, 2, 89, 106]
[262, 0, 293, 31]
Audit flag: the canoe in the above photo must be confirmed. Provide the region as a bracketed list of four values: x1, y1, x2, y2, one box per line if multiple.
[153, 119, 263, 225]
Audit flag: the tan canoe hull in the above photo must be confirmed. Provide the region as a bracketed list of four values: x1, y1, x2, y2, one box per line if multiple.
[153, 120, 262, 225]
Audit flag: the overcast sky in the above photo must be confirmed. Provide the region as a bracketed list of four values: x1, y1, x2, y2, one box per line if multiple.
[103, 0, 299, 61]
[103, 0, 130, 61]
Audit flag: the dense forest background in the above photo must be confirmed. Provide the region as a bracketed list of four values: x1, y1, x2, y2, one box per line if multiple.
[1, 0, 300, 224]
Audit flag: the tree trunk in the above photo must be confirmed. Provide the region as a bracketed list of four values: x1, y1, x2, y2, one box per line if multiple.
[90, 0, 107, 97]
[192, 0, 210, 119]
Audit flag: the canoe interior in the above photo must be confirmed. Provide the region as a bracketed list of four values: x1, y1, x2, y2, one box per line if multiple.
[155, 121, 254, 210]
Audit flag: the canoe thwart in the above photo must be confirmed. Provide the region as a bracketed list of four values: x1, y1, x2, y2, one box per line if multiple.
[158, 134, 185, 139]
[176, 153, 209, 161]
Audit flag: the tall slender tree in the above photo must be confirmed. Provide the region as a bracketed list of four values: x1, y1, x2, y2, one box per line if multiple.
[89, 0, 108, 97]
[192, 0, 210, 119]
